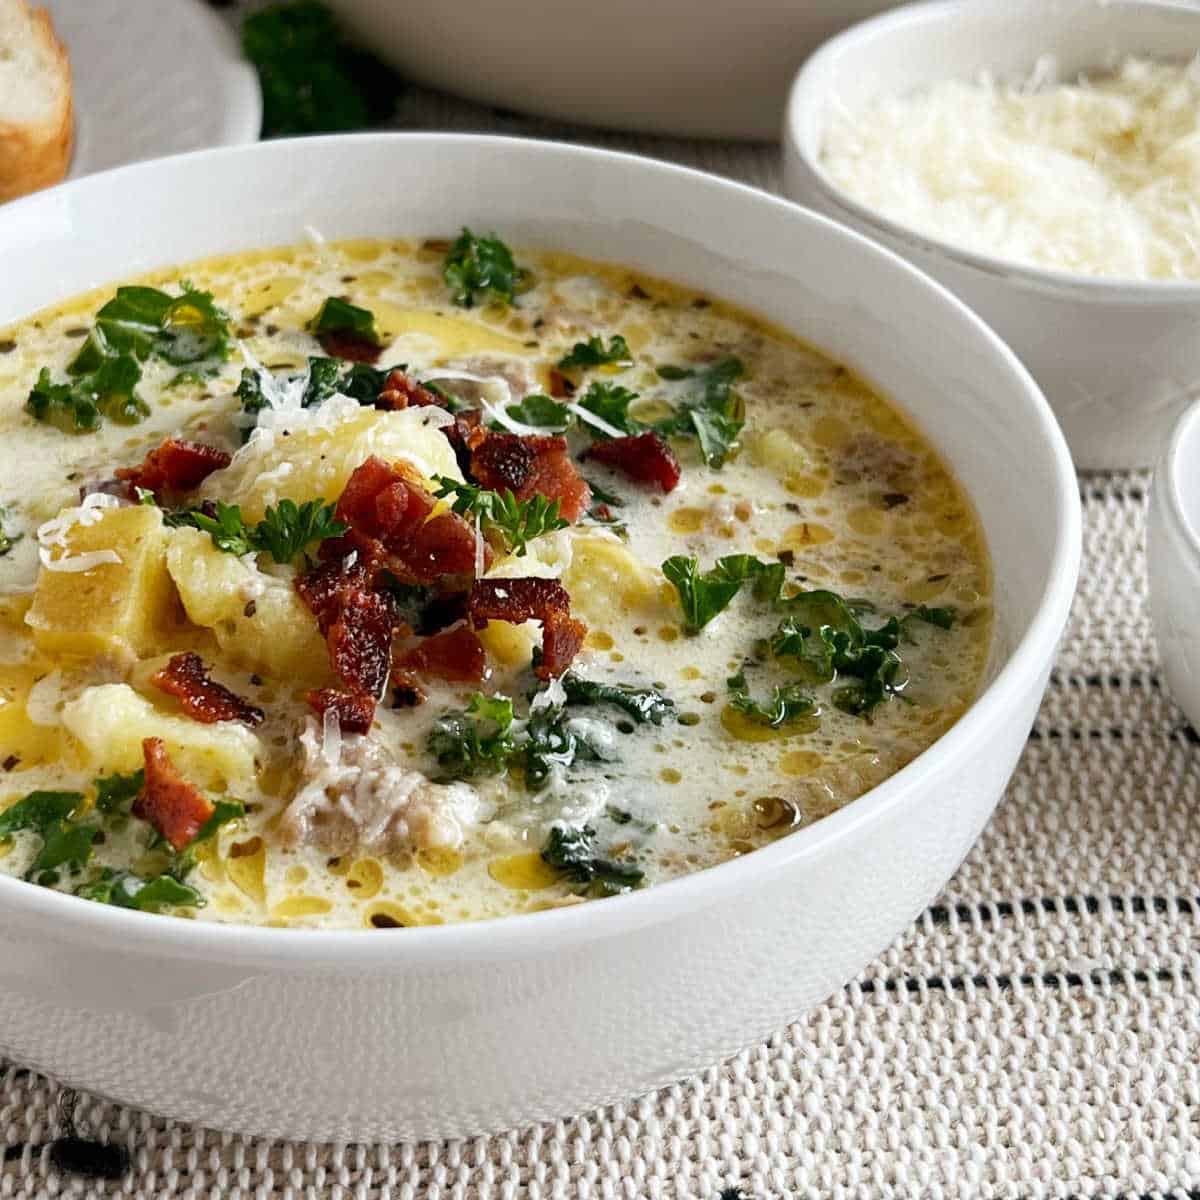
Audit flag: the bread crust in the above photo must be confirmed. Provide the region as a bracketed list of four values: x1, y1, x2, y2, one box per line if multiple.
[0, 5, 73, 204]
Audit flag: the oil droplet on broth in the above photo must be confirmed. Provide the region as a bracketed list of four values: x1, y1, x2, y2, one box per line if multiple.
[489, 853, 560, 891]
[779, 749, 823, 776]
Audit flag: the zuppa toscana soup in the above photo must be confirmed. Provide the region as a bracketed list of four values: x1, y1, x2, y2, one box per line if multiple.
[0, 233, 991, 927]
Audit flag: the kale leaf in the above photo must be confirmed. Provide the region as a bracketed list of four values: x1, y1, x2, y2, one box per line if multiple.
[428, 693, 517, 780]
[575, 381, 643, 437]
[652, 355, 745, 468]
[726, 670, 817, 728]
[503, 393, 572, 433]
[75, 869, 204, 912]
[307, 296, 381, 347]
[557, 335, 631, 371]
[0, 790, 95, 883]
[560, 673, 675, 725]
[541, 825, 645, 897]
[661, 554, 783, 634]
[94, 769, 144, 816]
[79, 283, 231, 367]
[242, 0, 402, 137]
[442, 229, 528, 308]
[26, 356, 147, 433]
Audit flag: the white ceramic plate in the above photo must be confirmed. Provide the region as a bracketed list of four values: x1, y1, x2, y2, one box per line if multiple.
[44, 0, 260, 179]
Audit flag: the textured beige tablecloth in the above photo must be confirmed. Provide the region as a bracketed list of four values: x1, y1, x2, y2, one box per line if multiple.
[3, 70, 1198, 1200]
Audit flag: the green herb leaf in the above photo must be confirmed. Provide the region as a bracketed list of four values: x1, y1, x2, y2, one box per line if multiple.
[442, 229, 527, 308]
[432, 476, 568, 557]
[25, 355, 148, 433]
[558, 335, 631, 371]
[0, 791, 82, 836]
[28, 820, 99, 880]
[307, 297, 381, 347]
[541, 824, 644, 897]
[428, 692, 517, 780]
[522, 707, 608, 790]
[76, 868, 204, 912]
[242, 0, 402, 138]
[661, 554, 780, 634]
[250, 499, 347, 564]
[503, 393, 572, 433]
[727, 670, 817, 728]
[907, 604, 956, 631]
[184, 500, 256, 556]
[94, 769, 144, 816]
[655, 364, 694, 381]
[576, 381, 643, 437]
[82, 283, 231, 367]
[653, 355, 745, 468]
[560, 673, 675, 725]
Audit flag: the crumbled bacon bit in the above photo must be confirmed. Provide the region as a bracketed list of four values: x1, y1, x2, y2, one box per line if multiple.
[404, 513, 483, 584]
[540, 612, 588, 681]
[583, 432, 680, 493]
[295, 555, 371, 635]
[377, 370, 444, 412]
[133, 737, 214, 852]
[115, 437, 232, 498]
[468, 577, 586, 678]
[151, 652, 264, 727]
[317, 329, 382, 364]
[469, 432, 591, 523]
[305, 688, 376, 735]
[394, 626, 485, 685]
[327, 588, 397, 701]
[547, 368, 575, 398]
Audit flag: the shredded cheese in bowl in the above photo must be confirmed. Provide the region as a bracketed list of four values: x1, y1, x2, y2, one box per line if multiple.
[819, 55, 1200, 281]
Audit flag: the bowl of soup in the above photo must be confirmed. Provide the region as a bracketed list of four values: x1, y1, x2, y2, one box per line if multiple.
[0, 133, 1079, 1140]
[783, 0, 1200, 469]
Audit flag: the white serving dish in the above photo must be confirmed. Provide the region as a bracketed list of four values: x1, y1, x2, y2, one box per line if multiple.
[0, 134, 1079, 1142]
[327, 0, 906, 140]
[782, 0, 1200, 470]
[1148, 399, 1200, 731]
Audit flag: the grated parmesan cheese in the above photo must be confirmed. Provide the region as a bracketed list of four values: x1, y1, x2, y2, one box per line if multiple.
[820, 55, 1200, 280]
[35, 492, 122, 573]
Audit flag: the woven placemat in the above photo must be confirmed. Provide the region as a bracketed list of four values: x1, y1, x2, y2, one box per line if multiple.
[3, 45, 1199, 1198]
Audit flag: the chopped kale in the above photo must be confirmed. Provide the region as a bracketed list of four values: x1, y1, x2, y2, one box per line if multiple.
[0, 791, 83, 837]
[75, 869, 204, 912]
[26, 356, 147, 433]
[307, 296, 381, 347]
[575, 381, 643, 437]
[557, 335, 631, 371]
[442, 229, 528, 308]
[726, 670, 817, 728]
[0, 791, 94, 884]
[242, 0, 402, 138]
[661, 554, 782, 634]
[541, 825, 645, 897]
[560, 673, 675, 725]
[504, 392, 572, 432]
[94, 769, 144, 816]
[79, 283, 231, 367]
[428, 693, 517, 780]
[652, 355, 745, 468]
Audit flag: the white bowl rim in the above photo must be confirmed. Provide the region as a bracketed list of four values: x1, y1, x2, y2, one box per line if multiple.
[0, 132, 1082, 968]
[1160, 396, 1200, 557]
[785, 0, 1200, 303]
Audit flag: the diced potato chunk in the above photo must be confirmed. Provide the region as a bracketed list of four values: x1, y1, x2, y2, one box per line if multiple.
[562, 536, 664, 625]
[165, 528, 330, 687]
[201, 406, 462, 521]
[25, 506, 175, 664]
[61, 683, 260, 791]
[477, 619, 540, 668]
[0, 664, 63, 769]
[749, 428, 812, 477]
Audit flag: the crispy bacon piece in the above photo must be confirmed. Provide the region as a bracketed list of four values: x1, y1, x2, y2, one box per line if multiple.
[327, 589, 396, 700]
[583, 432, 680, 494]
[133, 737, 214, 852]
[151, 652, 263, 727]
[468, 577, 587, 678]
[333, 456, 435, 545]
[305, 688, 376, 735]
[116, 437, 232, 498]
[547, 368, 575, 399]
[377, 370, 444, 412]
[295, 555, 372, 635]
[469, 432, 591, 523]
[394, 626, 485, 685]
[404, 513, 482, 584]
[541, 612, 588, 681]
[317, 329, 382, 364]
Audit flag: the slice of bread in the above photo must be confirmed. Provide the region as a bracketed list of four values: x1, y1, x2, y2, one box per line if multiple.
[0, 0, 72, 204]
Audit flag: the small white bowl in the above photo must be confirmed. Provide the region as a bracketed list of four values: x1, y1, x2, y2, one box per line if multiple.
[782, 0, 1200, 470]
[1148, 398, 1200, 730]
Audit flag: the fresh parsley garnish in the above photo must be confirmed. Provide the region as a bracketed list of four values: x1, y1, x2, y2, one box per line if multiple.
[307, 296, 381, 347]
[503, 393, 572, 433]
[540, 824, 644, 897]
[442, 229, 528, 308]
[558, 335, 631, 371]
[576, 381, 643, 436]
[726, 670, 817, 728]
[432, 476, 568, 556]
[661, 554, 783, 634]
[242, 0, 402, 138]
[174, 498, 346, 563]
